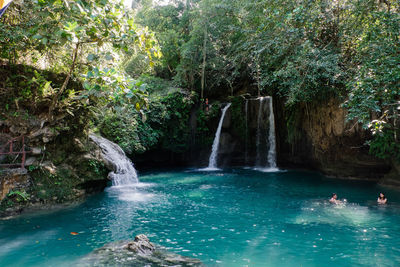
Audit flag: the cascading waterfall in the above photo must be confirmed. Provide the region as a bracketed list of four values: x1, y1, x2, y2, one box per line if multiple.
[206, 103, 231, 170]
[245, 99, 249, 165]
[254, 96, 277, 169]
[255, 97, 265, 167]
[89, 134, 138, 186]
[266, 96, 277, 168]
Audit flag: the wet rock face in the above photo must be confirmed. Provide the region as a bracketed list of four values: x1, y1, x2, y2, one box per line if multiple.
[0, 169, 30, 201]
[0, 131, 109, 217]
[78, 234, 203, 267]
[213, 98, 275, 167]
[275, 98, 391, 179]
[381, 160, 400, 187]
[190, 96, 392, 179]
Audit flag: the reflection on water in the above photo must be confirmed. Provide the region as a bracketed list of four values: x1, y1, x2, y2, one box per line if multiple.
[0, 169, 400, 267]
[252, 167, 282, 173]
[106, 184, 156, 202]
[196, 167, 221, 171]
[293, 200, 386, 227]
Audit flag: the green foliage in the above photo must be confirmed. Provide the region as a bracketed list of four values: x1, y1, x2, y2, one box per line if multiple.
[342, 3, 400, 161]
[368, 127, 400, 162]
[1, 0, 139, 61]
[136, 1, 192, 78]
[1, 66, 54, 111]
[99, 107, 144, 154]
[7, 190, 30, 202]
[174, 0, 240, 95]
[27, 165, 40, 172]
[158, 91, 195, 152]
[272, 41, 342, 107]
[124, 53, 154, 78]
[29, 168, 75, 202]
[88, 159, 106, 176]
[1, 0, 398, 165]
[133, 0, 347, 102]
[0, 0, 159, 118]
[138, 75, 180, 96]
[196, 102, 220, 146]
[132, 0, 400, 161]
[195, 109, 210, 145]
[81, 67, 149, 110]
[97, 86, 196, 154]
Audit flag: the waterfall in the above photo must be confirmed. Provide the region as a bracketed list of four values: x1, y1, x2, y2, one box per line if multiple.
[255, 97, 265, 167]
[245, 99, 249, 165]
[254, 97, 277, 170]
[206, 103, 231, 170]
[89, 134, 138, 186]
[266, 97, 277, 168]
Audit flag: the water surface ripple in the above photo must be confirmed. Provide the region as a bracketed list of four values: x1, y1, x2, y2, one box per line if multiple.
[1, 169, 399, 266]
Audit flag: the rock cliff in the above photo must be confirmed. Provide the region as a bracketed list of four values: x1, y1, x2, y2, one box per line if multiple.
[0, 117, 109, 217]
[276, 98, 392, 180]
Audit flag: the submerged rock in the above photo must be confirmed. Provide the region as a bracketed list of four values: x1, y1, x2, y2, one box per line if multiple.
[78, 234, 203, 267]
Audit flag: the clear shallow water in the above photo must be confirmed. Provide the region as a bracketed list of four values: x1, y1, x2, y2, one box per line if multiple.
[1, 169, 400, 267]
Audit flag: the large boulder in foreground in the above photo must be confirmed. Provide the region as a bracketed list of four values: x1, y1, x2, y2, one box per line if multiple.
[78, 234, 203, 267]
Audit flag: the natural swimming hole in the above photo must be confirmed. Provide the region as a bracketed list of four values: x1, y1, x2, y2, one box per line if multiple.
[1, 169, 400, 266]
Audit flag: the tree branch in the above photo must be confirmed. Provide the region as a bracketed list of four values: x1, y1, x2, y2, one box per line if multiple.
[48, 42, 80, 119]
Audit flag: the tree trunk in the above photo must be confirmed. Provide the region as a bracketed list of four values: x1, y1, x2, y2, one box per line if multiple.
[256, 56, 261, 97]
[48, 42, 80, 119]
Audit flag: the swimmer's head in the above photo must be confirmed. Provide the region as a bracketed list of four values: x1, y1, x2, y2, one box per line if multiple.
[379, 192, 385, 199]
[332, 193, 337, 199]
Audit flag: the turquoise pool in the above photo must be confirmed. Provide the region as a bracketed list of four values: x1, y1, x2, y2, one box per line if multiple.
[1, 169, 399, 266]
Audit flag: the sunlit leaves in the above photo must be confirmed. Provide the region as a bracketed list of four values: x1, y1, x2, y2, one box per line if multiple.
[1, 0, 162, 115]
[342, 2, 400, 160]
[81, 66, 149, 109]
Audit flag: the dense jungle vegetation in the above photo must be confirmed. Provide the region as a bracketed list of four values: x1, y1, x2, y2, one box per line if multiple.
[0, 0, 399, 161]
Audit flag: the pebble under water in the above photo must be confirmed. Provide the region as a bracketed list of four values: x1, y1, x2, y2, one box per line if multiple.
[1, 169, 400, 266]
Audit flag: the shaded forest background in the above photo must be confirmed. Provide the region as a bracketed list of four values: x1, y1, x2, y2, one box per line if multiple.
[0, 0, 399, 162]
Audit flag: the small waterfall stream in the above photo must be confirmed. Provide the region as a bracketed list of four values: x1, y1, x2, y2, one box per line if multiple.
[267, 97, 277, 168]
[89, 134, 138, 186]
[254, 96, 277, 170]
[245, 99, 249, 165]
[255, 97, 265, 167]
[205, 103, 231, 170]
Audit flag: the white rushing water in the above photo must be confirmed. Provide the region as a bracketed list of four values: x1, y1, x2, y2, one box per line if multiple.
[266, 96, 277, 168]
[89, 134, 138, 186]
[255, 97, 265, 167]
[245, 99, 249, 165]
[254, 96, 278, 171]
[205, 103, 231, 170]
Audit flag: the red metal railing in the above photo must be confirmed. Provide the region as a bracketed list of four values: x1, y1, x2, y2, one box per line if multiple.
[0, 136, 30, 168]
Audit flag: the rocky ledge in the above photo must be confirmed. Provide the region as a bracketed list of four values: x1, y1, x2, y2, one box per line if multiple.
[78, 234, 203, 267]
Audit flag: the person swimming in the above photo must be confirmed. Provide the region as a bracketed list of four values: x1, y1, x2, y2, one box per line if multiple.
[329, 193, 342, 204]
[377, 192, 387, 204]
